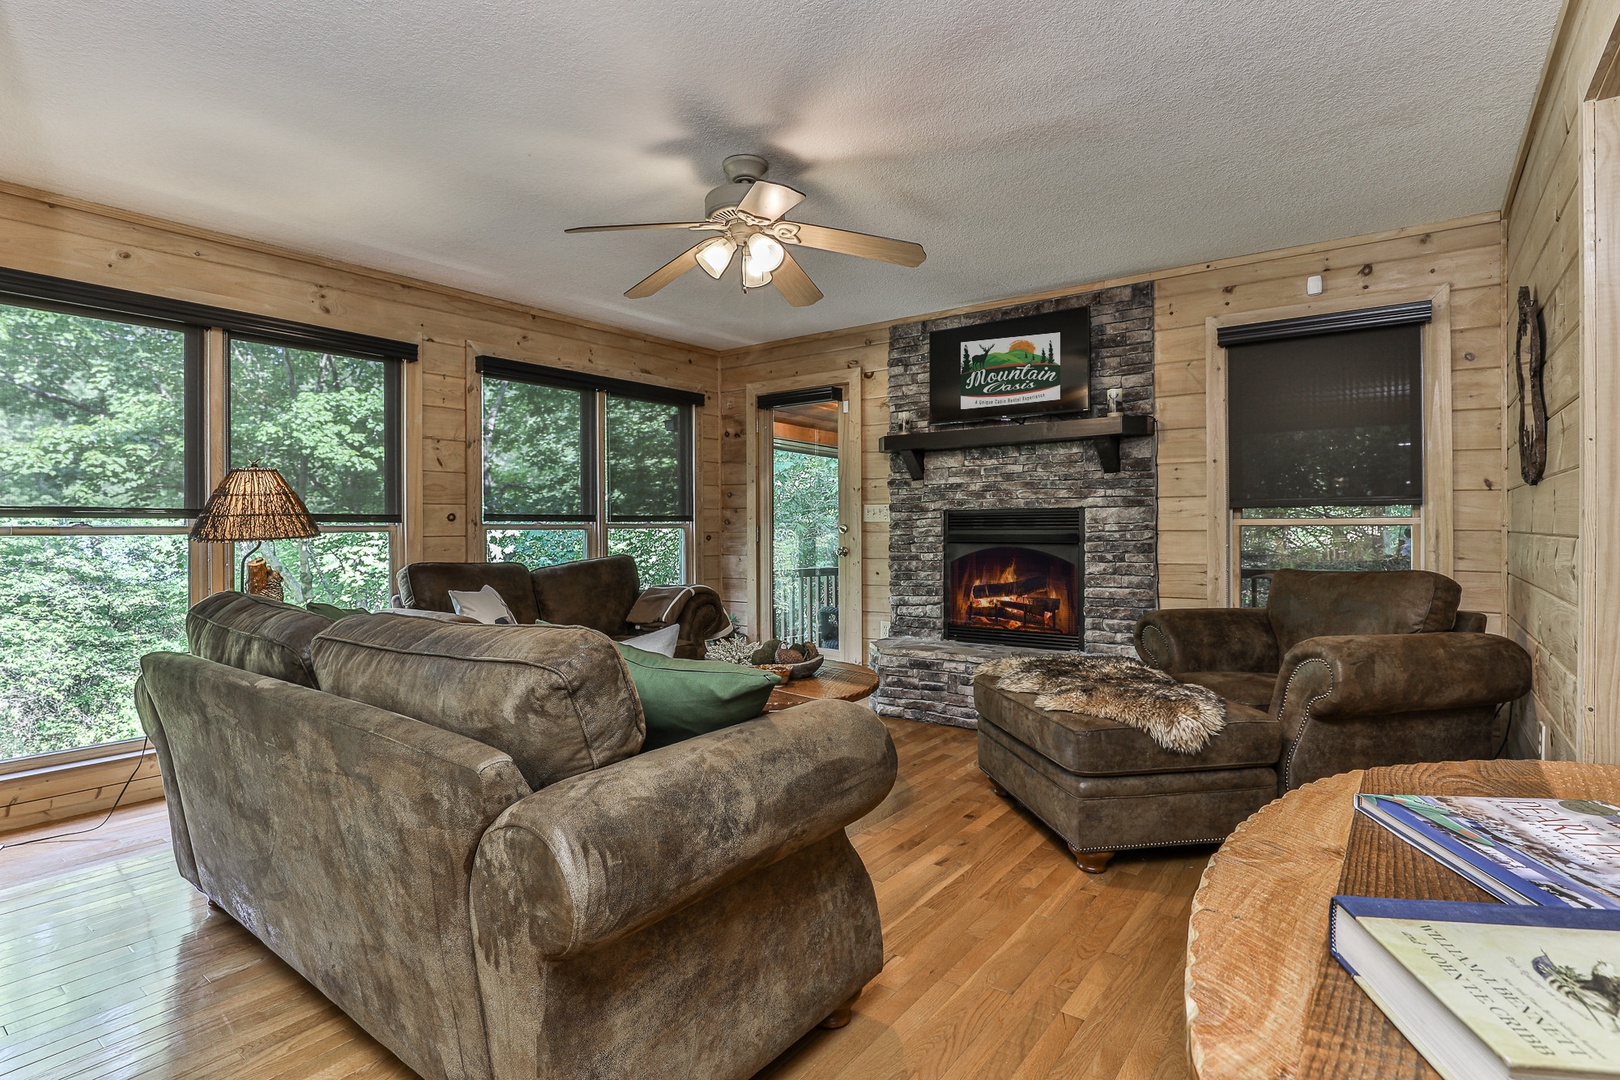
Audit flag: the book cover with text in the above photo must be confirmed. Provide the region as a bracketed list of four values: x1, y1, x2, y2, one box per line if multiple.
[1357, 795, 1620, 909]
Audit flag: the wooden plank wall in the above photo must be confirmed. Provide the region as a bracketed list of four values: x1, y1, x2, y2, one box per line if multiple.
[1154, 218, 1509, 625]
[0, 181, 722, 831]
[1502, 0, 1620, 762]
[716, 328, 892, 650]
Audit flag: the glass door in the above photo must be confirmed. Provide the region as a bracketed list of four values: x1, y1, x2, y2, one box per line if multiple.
[762, 398, 851, 660]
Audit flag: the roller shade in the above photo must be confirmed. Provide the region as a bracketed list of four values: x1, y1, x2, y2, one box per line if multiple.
[1226, 321, 1424, 508]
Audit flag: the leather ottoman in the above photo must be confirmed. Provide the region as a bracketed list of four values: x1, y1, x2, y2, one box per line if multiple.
[973, 671, 1282, 872]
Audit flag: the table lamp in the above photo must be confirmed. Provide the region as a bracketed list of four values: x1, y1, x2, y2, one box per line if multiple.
[189, 463, 320, 593]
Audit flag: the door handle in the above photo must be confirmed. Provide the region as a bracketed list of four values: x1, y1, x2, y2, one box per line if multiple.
[838, 523, 850, 534]
[836, 546, 851, 558]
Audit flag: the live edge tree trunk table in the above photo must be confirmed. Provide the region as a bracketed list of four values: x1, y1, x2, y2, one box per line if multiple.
[1185, 759, 1620, 1080]
[764, 659, 880, 712]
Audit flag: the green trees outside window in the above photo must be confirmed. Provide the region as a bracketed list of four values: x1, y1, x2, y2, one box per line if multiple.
[481, 368, 694, 588]
[0, 301, 194, 760]
[227, 339, 399, 607]
[0, 296, 402, 764]
[1237, 505, 1416, 607]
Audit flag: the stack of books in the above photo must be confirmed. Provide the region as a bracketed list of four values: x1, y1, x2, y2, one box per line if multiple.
[1333, 796, 1620, 1079]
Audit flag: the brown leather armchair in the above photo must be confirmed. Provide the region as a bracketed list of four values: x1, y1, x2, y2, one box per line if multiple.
[396, 555, 729, 659]
[1134, 569, 1532, 790]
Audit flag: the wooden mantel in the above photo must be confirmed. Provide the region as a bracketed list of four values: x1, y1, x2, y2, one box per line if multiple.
[879, 414, 1156, 478]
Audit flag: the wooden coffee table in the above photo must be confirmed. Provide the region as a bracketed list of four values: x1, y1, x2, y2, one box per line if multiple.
[1185, 758, 1620, 1079]
[764, 658, 879, 712]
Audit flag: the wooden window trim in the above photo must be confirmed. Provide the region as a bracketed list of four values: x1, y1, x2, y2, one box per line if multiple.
[1204, 285, 1455, 605]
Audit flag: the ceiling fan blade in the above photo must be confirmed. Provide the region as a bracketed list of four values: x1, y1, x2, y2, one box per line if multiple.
[736, 181, 805, 223]
[565, 221, 715, 234]
[624, 242, 705, 298]
[788, 222, 926, 267]
[771, 250, 823, 307]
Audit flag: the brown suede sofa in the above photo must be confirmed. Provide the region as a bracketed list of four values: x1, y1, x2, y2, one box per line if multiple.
[396, 554, 728, 659]
[138, 591, 896, 1080]
[975, 569, 1532, 872]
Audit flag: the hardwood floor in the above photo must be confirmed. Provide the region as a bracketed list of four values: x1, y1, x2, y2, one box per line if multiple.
[0, 718, 1205, 1079]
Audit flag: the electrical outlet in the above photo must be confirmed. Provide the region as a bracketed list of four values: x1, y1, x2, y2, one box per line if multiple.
[879, 620, 891, 639]
[864, 503, 890, 523]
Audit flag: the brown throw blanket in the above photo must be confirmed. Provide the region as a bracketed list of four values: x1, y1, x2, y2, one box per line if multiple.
[977, 654, 1226, 754]
[625, 585, 695, 626]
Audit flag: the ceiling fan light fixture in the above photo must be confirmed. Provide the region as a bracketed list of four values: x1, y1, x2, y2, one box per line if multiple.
[744, 232, 786, 274]
[740, 250, 773, 289]
[695, 236, 736, 278]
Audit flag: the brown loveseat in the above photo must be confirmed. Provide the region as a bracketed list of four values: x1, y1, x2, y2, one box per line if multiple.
[974, 569, 1531, 872]
[397, 554, 728, 659]
[138, 591, 896, 1080]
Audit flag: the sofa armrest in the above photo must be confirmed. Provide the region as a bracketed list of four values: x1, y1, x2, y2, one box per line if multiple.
[1275, 633, 1532, 720]
[1134, 607, 1280, 674]
[469, 699, 896, 959]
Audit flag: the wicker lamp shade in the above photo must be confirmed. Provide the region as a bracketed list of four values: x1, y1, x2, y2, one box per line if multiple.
[190, 465, 320, 543]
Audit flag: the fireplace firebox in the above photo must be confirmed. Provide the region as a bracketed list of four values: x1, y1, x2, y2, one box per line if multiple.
[944, 508, 1083, 650]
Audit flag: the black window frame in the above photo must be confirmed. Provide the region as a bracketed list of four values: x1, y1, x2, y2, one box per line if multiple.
[0, 266, 415, 520]
[476, 356, 700, 528]
[224, 331, 406, 525]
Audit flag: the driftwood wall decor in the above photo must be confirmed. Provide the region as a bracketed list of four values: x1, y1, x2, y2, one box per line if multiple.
[1515, 285, 1548, 485]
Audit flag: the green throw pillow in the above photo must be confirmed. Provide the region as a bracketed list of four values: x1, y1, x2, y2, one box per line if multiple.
[614, 644, 781, 750]
[307, 601, 370, 621]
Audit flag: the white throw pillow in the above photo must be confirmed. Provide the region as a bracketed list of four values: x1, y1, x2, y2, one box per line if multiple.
[447, 584, 518, 625]
[620, 623, 680, 657]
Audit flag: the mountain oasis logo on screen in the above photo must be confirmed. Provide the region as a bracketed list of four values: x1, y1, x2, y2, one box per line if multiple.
[958, 334, 1062, 410]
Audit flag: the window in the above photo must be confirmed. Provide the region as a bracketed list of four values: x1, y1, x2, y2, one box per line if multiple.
[1221, 305, 1428, 607]
[0, 299, 199, 760]
[478, 357, 699, 586]
[227, 336, 402, 609]
[0, 270, 411, 765]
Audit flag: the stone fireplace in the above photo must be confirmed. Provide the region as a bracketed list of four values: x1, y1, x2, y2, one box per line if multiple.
[871, 282, 1156, 727]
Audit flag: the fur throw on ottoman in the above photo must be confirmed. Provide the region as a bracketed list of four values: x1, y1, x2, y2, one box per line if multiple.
[976, 654, 1226, 754]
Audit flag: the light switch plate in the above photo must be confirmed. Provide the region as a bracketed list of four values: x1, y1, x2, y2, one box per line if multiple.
[864, 503, 891, 522]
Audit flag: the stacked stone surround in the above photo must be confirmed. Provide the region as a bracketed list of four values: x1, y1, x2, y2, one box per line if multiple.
[872, 282, 1157, 728]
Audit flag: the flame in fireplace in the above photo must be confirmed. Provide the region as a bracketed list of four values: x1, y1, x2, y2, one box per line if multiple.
[948, 546, 1077, 636]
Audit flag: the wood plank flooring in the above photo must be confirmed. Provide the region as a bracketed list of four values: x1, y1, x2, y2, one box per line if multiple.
[0, 718, 1205, 1079]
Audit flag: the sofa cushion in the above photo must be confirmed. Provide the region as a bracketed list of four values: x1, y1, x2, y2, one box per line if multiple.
[186, 591, 332, 688]
[1178, 670, 1277, 711]
[311, 614, 643, 789]
[1266, 569, 1462, 655]
[395, 562, 540, 624]
[530, 555, 639, 636]
[613, 644, 781, 750]
[973, 673, 1281, 777]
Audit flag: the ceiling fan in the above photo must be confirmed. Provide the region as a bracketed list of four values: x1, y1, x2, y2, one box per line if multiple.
[565, 155, 925, 307]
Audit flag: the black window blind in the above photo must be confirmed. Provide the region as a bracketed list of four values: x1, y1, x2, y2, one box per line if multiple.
[1226, 320, 1425, 508]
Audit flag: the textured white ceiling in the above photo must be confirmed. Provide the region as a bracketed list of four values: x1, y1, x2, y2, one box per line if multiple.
[0, 0, 1561, 349]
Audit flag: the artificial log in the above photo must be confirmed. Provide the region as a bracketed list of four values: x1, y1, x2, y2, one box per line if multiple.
[970, 575, 1048, 599]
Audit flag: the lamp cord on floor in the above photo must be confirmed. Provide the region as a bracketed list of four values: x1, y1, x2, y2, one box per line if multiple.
[0, 737, 151, 853]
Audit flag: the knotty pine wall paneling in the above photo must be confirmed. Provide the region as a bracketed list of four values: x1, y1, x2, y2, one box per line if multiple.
[1154, 218, 1508, 627]
[1502, 0, 1620, 762]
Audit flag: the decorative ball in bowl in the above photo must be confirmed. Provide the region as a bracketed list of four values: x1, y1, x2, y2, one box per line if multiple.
[749, 639, 824, 681]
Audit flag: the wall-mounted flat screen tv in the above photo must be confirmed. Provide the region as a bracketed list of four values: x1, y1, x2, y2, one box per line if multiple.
[928, 307, 1091, 424]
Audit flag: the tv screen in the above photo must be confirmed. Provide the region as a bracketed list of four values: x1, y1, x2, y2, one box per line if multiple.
[928, 307, 1091, 424]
